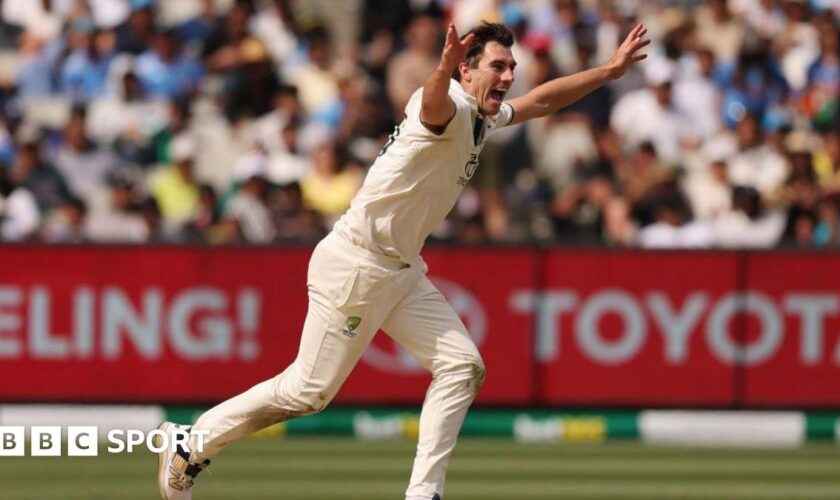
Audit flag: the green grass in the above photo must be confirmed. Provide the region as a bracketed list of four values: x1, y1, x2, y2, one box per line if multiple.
[1, 438, 839, 499]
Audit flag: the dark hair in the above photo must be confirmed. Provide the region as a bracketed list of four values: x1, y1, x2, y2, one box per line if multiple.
[66, 196, 87, 216]
[456, 22, 514, 79]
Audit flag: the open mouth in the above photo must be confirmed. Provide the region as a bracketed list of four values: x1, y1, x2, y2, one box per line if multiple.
[489, 89, 506, 102]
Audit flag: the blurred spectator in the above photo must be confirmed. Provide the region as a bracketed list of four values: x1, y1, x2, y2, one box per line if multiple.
[673, 47, 722, 142]
[59, 25, 117, 102]
[1, 0, 62, 42]
[774, 0, 820, 91]
[16, 32, 64, 99]
[300, 143, 361, 225]
[726, 114, 788, 197]
[739, 0, 785, 40]
[0, 165, 39, 241]
[387, 11, 441, 118]
[290, 26, 340, 117]
[147, 133, 200, 227]
[812, 193, 840, 246]
[271, 181, 325, 242]
[610, 58, 691, 165]
[83, 175, 147, 243]
[265, 119, 312, 185]
[134, 29, 204, 100]
[716, 45, 790, 130]
[714, 185, 785, 247]
[115, 1, 156, 55]
[182, 183, 220, 243]
[146, 98, 192, 165]
[40, 196, 87, 243]
[202, 0, 251, 64]
[223, 173, 276, 243]
[140, 196, 179, 243]
[12, 141, 70, 212]
[248, 84, 331, 155]
[50, 106, 117, 205]
[177, 0, 223, 50]
[219, 36, 281, 122]
[814, 130, 840, 190]
[800, 15, 839, 130]
[530, 0, 598, 76]
[636, 188, 715, 248]
[694, 0, 745, 63]
[684, 159, 733, 221]
[89, 71, 169, 156]
[251, 0, 298, 65]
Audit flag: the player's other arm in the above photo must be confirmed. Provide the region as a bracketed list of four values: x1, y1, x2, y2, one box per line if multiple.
[420, 24, 475, 133]
[507, 24, 650, 125]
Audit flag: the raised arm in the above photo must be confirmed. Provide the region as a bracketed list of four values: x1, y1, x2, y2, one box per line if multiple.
[420, 24, 475, 131]
[507, 24, 650, 125]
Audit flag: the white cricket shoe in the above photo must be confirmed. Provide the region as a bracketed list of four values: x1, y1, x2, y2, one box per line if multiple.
[155, 421, 210, 500]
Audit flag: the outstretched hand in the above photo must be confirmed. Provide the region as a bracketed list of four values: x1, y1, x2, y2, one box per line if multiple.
[439, 24, 475, 74]
[606, 24, 650, 79]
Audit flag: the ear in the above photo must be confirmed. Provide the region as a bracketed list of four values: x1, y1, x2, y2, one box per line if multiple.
[459, 62, 471, 83]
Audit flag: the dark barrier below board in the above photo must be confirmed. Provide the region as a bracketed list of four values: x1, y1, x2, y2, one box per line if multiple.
[1, 245, 839, 408]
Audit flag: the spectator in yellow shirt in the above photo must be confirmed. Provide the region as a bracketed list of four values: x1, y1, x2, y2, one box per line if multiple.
[148, 133, 200, 228]
[300, 143, 361, 225]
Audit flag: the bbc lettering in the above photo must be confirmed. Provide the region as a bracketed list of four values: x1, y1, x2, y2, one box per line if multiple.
[0, 426, 207, 456]
[0, 426, 99, 457]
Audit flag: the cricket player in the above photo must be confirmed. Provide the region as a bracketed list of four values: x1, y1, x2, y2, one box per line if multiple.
[156, 21, 649, 500]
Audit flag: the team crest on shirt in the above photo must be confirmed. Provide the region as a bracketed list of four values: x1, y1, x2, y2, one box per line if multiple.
[458, 152, 480, 186]
[342, 316, 362, 338]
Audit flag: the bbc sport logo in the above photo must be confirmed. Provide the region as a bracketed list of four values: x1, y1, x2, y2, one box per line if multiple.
[0, 426, 208, 457]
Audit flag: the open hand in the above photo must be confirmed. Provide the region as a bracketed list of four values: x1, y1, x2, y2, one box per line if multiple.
[439, 24, 475, 74]
[606, 24, 650, 79]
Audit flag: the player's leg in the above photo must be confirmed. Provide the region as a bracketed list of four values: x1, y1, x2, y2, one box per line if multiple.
[189, 236, 404, 460]
[381, 275, 485, 500]
[156, 235, 408, 499]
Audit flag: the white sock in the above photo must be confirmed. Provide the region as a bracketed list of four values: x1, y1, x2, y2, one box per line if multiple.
[406, 496, 434, 500]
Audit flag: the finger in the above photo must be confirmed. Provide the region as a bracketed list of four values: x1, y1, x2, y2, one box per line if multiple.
[461, 33, 475, 47]
[633, 54, 648, 62]
[633, 39, 652, 50]
[637, 28, 648, 39]
[446, 24, 458, 45]
[628, 23, 642, 40]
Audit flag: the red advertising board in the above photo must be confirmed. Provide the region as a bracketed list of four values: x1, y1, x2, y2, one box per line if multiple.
[3, 245, 840, 407]
[535, 251, 741, 407]
[0, 246, 310, 403]
[0, 245, 534, 405]
[744, 253, 840, 406]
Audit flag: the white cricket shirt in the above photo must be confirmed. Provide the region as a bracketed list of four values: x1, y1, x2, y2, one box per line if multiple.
[333, 79, 514, 263]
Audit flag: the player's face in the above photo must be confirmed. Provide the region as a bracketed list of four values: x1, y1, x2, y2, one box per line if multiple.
[469, 42, 516, 115]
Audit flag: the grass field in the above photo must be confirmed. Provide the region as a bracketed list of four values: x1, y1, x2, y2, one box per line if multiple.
[1, 438, 839, 499]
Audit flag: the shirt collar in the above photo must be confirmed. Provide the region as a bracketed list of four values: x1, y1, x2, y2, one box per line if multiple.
[450, 79, 477, 111]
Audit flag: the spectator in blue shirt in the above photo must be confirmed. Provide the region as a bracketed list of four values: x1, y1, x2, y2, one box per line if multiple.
[134, 29, 204, 99]
[59, 23, 117, 102]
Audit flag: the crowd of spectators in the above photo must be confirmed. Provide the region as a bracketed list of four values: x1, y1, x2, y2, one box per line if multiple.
[0, 0, 838, 249]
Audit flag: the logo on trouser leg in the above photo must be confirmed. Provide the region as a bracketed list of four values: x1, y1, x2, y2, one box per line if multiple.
[342, 316, 362, 338]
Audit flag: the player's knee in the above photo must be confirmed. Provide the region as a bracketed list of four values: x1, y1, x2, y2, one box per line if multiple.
[274, 373, 334, 416]
[468, 357, 486, 393]
[281, 389, 330, 416]
[440, 355, 485, 396]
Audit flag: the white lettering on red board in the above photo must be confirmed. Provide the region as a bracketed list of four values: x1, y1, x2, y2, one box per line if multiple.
[510, 289, 840, 367]
[0, 286, 261, 361]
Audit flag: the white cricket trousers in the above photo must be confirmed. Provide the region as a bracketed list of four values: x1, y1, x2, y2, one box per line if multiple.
[189, 231, 485, 499]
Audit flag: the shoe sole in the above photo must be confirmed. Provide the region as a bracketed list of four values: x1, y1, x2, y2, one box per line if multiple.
[155, 422, 171, 500]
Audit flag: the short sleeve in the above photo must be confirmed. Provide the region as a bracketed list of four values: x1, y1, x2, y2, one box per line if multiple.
[404, 86, 471, 139]
[493, 102, 516, 128]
